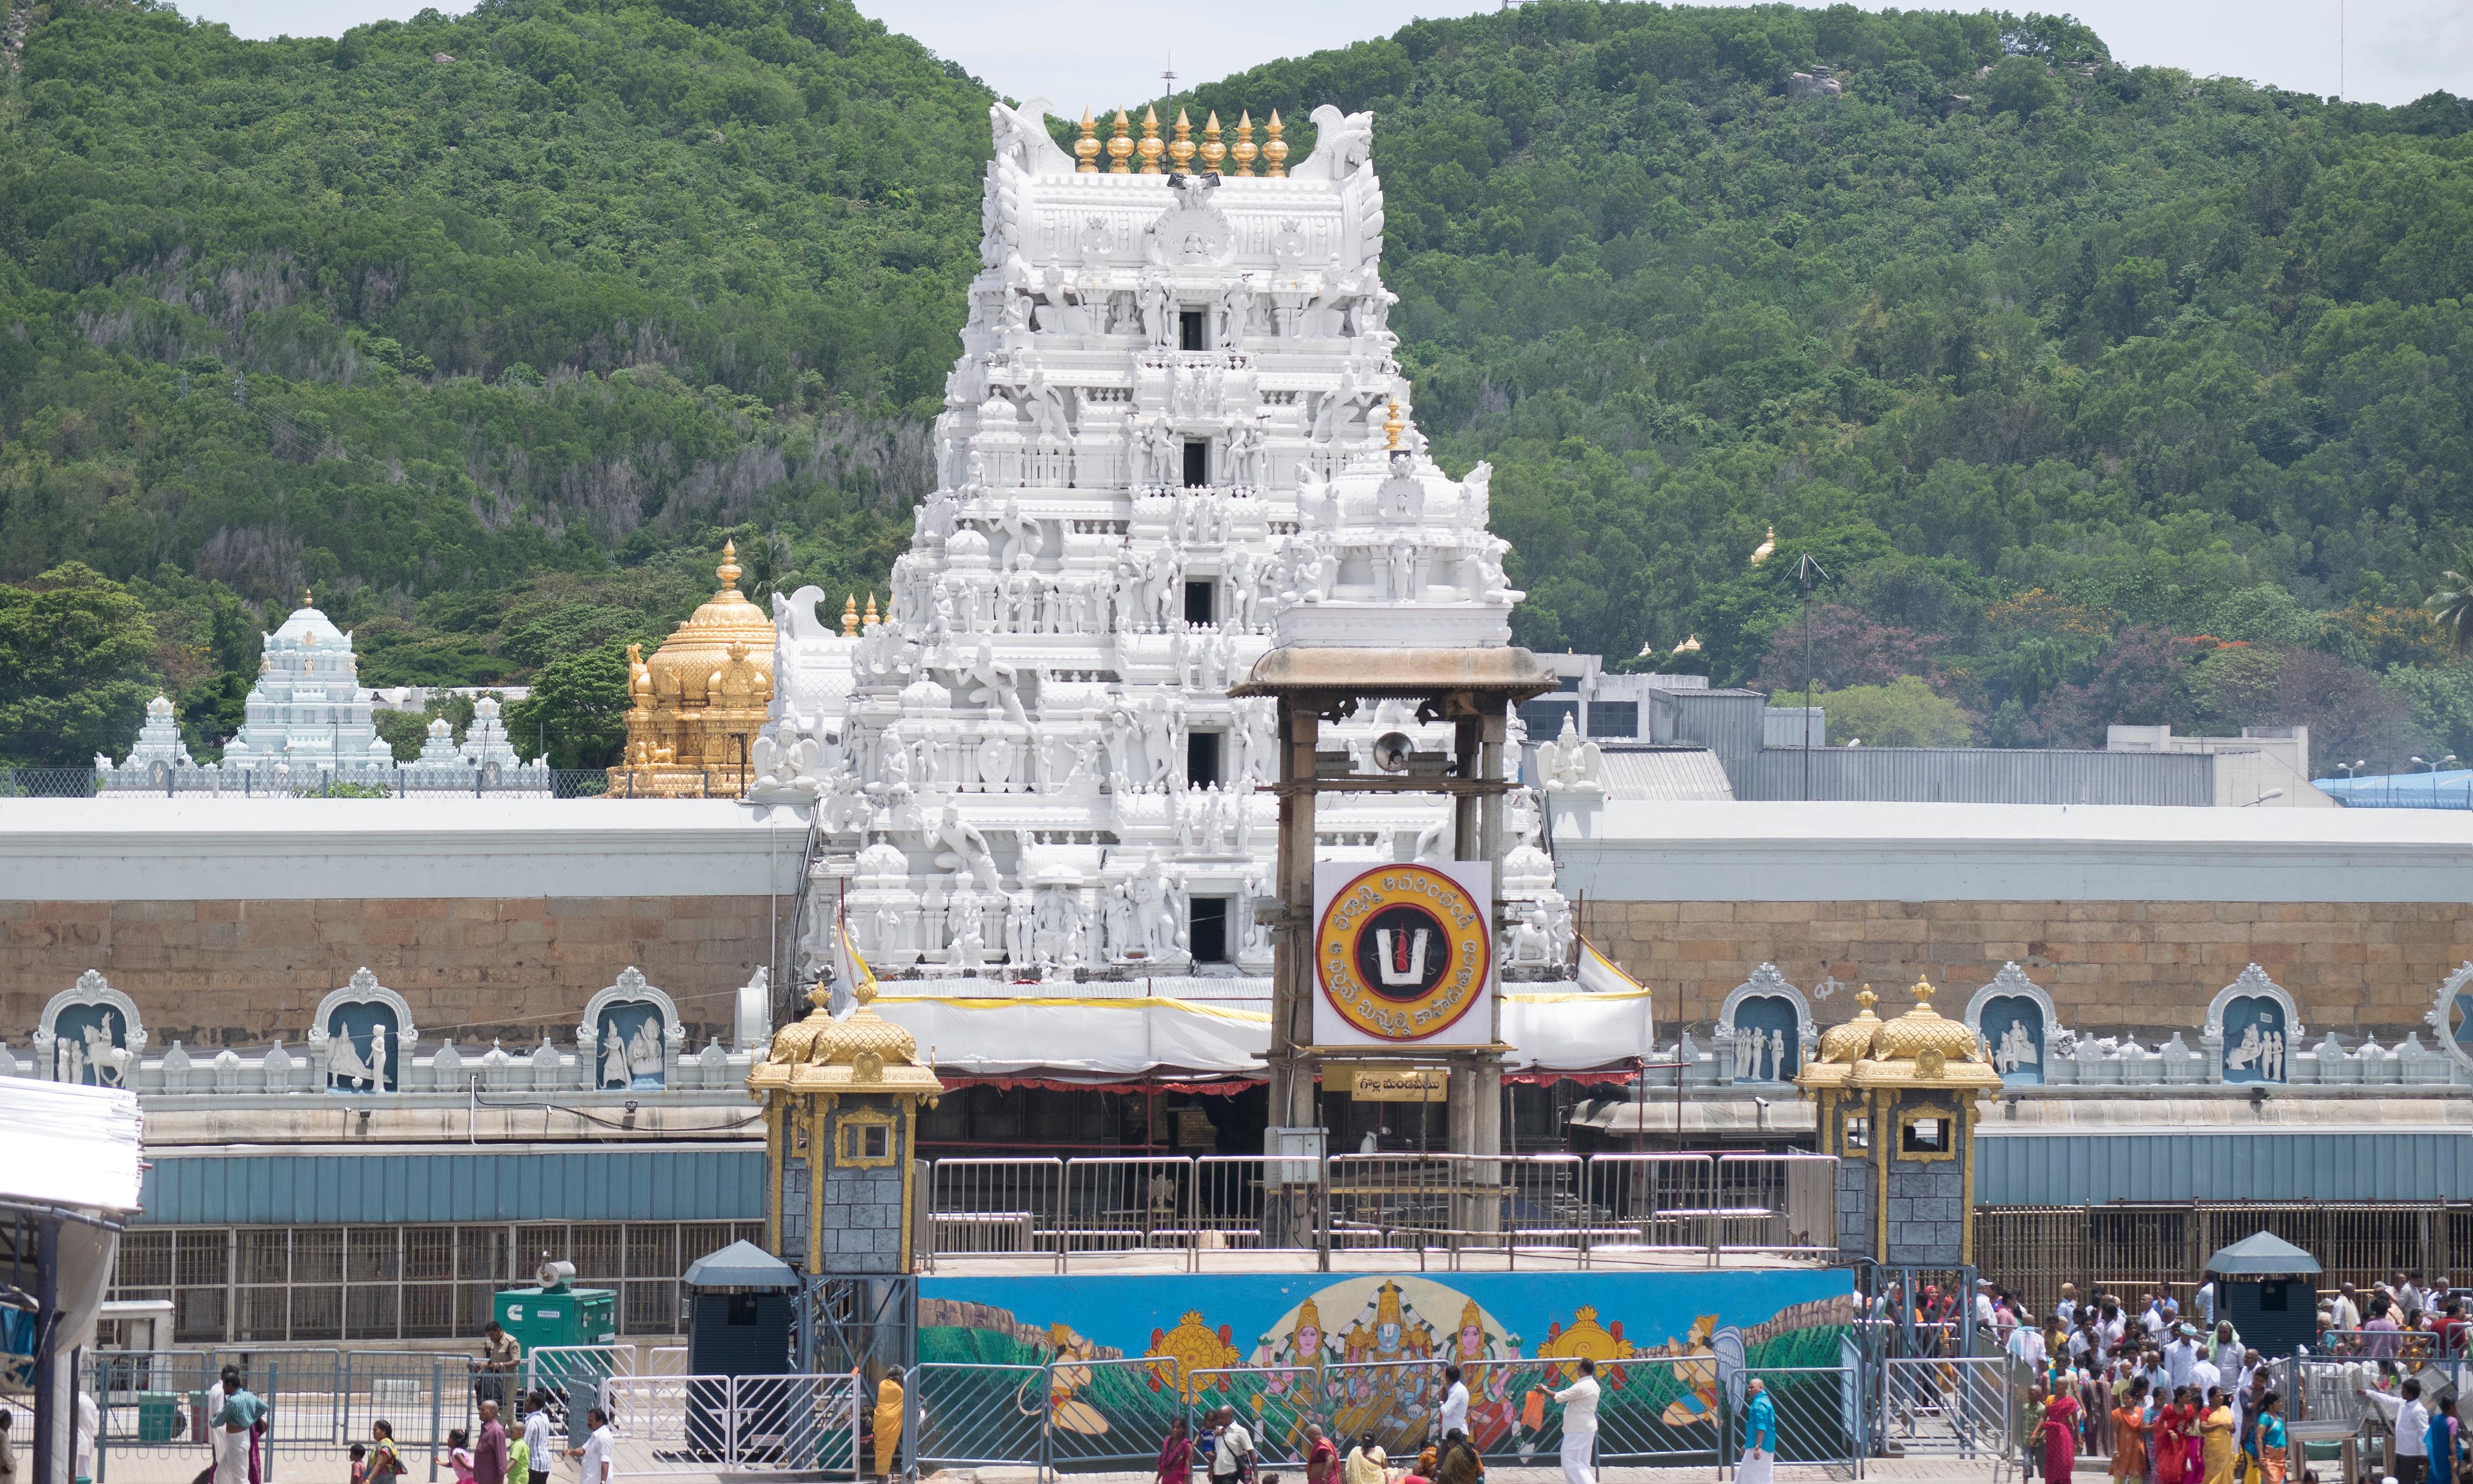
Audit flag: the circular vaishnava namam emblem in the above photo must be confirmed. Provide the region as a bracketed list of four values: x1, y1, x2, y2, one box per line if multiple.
[1317, 865, 1491, 1041]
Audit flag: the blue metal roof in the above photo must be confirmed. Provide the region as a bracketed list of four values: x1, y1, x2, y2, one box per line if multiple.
[138, 1146, 766, 1225]
[1977, 1131, 2473, 1205]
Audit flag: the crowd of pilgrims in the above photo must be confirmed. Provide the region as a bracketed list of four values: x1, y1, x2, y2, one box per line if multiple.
[1881, 1270, 2473, 1484]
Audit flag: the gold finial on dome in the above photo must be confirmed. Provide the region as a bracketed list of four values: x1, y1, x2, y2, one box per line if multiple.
[1107, 109, 1133, 173]
[1856, 986, 1878, 1011]
[1169, 107, 1195, 174]
[717, 540, 741, 591]
[842, 593, 859, 636]
[1137, 106, 1164, 174]
[1911, 977, 1936, 1004]
[1200, 112, 1226, 173]
[1384, 401, 1404, 450]
[1232, 112, 1258, 176]
[1264, 110, 1288, 177]
[302, 588, 315, 609]
[1075, 109, 1101, 173]
[863, 592, 880, 628]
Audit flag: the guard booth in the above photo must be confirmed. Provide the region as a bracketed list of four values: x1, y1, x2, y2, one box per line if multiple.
[682, 1241, 798, 1456]
[2204, 1230, 2323, 1357]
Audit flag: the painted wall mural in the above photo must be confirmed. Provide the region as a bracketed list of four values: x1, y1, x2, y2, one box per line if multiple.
[917, 1269, 1854, 1468]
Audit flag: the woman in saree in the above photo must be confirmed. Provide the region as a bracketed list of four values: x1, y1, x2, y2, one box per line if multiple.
[2154, 1387, 2192, 1484]
[2111, 1378, 2151, 1484]
[2199, 1388, 2236, 1484]
[2253, 1393, 2288, 1484]
[2041, 1379, 2084, 1484]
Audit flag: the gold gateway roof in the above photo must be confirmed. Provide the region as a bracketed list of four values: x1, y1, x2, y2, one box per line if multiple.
[1797, 980, 2002, 1092]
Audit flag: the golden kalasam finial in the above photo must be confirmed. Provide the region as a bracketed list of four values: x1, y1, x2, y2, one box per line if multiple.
[1075, 109, 1101, 173]
[302, 587, 314, 609]
[1264, 110, 1288, 177]
[807, 977, 832, 1012]
[842, 593, 859, 637]
[1231, 112, 1258, 176]
[1201, 112, 1226, 173]
[1137, 105, 1164, 174]
[717, 540, 741, 591]
[1168, 108, 1195, 175]
[1855, 985, 1878, 1011]
[863, 592, 879, 627]
[1107, 109, 1133, 173]
[1911, 977, 1936, 1005]
[1384, 400, 1404, 450]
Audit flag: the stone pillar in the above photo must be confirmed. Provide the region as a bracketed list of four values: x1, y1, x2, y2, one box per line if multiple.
[1268, 697, 1320, 1131]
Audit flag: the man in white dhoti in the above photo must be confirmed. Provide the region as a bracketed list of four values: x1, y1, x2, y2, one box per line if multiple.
[1553, 1355, 1599, 1484]
[213, 1366, 266, 1484]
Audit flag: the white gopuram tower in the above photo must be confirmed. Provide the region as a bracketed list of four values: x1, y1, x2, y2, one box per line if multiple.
[758, 101, 1571, 985]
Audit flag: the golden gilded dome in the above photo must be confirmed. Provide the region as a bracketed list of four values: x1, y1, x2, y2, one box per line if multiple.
[747, 974, 942, 1098]
[1872, 979, 1982, 1065]
[1818, 987, 1885, 1064]
[642, 543, 776, 709]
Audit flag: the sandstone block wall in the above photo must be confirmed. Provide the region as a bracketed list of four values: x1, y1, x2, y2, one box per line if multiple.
[1, 895, 775, 1048]
[1579, 898, 2473, 1037]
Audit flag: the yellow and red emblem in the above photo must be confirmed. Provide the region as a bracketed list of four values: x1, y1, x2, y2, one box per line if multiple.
[1315, 864, 1491, 1041]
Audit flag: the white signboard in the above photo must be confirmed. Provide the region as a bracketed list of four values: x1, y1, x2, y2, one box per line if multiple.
[1311, 860, 1494, 1049]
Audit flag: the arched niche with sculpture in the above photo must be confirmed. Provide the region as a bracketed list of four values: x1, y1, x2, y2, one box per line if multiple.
[2208, 963, 2302, 1085]
[581, 966, 683, 1091]
[310, 968, 419, 1093]
[1718, 963, 1814, 1083]
[1964, 962, 2059, 1088]
[37, 970, 147, 1086]
[2428, 962, 2473, 1074]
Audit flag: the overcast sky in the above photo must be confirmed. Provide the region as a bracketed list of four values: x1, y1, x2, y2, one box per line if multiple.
[179, 0, 2468, 109]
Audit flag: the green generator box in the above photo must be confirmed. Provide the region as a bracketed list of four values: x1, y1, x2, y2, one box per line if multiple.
[491, 1282, 616, 1351]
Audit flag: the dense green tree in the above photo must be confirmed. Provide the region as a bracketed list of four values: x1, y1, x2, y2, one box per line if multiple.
[1811, 676, 1976, 747]
[8, 0, 2473, 766]
[507, 641, 631, 768]
[0, 564, 161, 766]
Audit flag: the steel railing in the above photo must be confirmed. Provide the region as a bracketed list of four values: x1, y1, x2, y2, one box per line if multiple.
[906, 1354, 1867, 1476]
[599, 1372, 860, 1476]
[926, 1151, 1838, 1270]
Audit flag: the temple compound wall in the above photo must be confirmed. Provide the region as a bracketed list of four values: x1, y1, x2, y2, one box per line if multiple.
[0, 798, 796, 1048]
[1555, 798, 2473, 1041]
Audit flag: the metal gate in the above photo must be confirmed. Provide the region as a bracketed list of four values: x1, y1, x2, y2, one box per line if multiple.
[1875, 1354, 2015, 1457]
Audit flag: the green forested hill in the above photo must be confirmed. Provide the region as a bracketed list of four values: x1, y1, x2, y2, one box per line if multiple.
[6, 0, 2473, 769]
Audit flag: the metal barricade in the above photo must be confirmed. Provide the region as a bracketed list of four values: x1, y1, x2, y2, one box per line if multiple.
[927, 1159, 1064, 1266]
[600, 1372, 719, 1474]
[1499, 1154, 1588, 1258]
[1060, 1156, 1195, 1259]
[525, 1345, 635, 1442]
[1039, 1354, 1190, 1472]
[344, 1352, 463, 1456]
[1583, 1154, 1719, 1264]
[91, 1349, 215, 1482]
[911, 1361, 1049, 1471]
[1745, 1365, 1864, 1467]
[1316, 1358, 1445, 1455]
[1325, 1155, 1460, 1253]
[1185, 1366, 1319, 1466]
[1582, 1354, 1723, 1468]
[1713, 1154, 1839, 1259]
[1191, 1156, 1314, 1264]
[731, 1372, 861, 1475]
[1876, 1353, 2015, 1456]
[644, 1345, 689, 1377]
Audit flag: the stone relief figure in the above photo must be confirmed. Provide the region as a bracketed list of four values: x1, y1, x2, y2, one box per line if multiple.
[1218, 275, 1255, 350]
[1003, 891, 1035, 967]
[933, 803, 1000, 891]
[1138, 269, 1176, 348]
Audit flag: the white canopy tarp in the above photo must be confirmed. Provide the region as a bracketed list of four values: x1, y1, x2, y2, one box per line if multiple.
[876, 987, 1658, 1080]
[0, 1077, 143, 1214]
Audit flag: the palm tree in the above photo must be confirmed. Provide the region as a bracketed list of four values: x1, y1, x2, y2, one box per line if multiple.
[2429, 549, 2473, 654]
